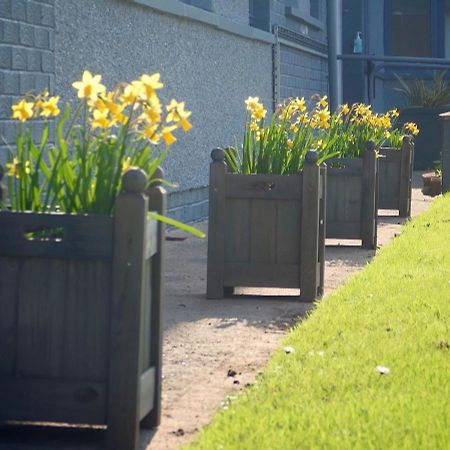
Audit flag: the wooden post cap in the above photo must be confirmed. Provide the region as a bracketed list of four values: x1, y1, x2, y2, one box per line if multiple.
[305, 149, 319, 164]
[211, 148, 225, 162]
[122, 168, 148, 193]
[402, 135, 412, 144]
[151, 167, 165, 186]
[366, 140, 376, 152]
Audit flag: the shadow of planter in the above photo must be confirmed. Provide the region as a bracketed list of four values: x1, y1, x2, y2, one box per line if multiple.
[379, 135, 415, 218]
[326, 142, 378, 249]
[0, 168, 166, 450]
[207, 149, 326, 302]
[399, 107, 448, 170]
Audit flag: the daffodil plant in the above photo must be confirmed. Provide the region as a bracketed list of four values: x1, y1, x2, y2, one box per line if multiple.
[226, 96, 420, 175]
[1, 70, 204, 237]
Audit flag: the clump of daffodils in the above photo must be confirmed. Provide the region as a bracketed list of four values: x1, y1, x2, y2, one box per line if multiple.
[3, 71, 192, 214]
[225, 95, 419, 175]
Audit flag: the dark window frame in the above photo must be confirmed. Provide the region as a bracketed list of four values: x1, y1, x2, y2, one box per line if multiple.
[384, 0, 447, 57]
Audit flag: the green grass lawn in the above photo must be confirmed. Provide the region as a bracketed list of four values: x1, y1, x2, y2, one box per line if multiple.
[187, 196, 450, 450]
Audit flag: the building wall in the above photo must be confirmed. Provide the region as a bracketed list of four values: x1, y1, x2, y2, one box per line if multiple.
[0, 0, 55, 161]
[271, 0, 328, 104]
[1, 0, 273, 222]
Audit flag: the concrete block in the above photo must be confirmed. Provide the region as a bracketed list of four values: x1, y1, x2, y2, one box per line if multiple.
[11, 0, 26, 21]
[0, 19, 20, 44]
[27, 49, 41, 71]
[34, 27, 50, 49]
[19, 23, 34, 47]
[0, 95, 12, 119]
[0, 46, 12, 69]
[0, 71, 20, 94]
[0, 119, 18, 144]
[19, 72, 36, 94]
[40, 3, 54, 27]
[11, 47, 27, 70]
[26, 1, 42, 25]
[41, 50, 54, 73]
[0, 0, 12, 19]
[35, 73, 50, 91]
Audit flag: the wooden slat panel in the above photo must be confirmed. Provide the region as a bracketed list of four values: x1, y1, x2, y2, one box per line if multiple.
[224, 199, 251, 263]
[0, 377, 106, 424]
[145, 216, 158, 260]
[249, 199, 277, 264]
[0, 211, 113, 259]
[276, 200, 301, 265]
[140, 259, 152, 374]
[224, 263, 300, 288]
[379, 159, 401, 209]
[63, 260, 111, 381]
[225, 173, 302, 200]
[16, 259, 67, 378]
[0, 257, 20, 375]
[326, 221, 362, 239]
[139, 367, 155, 421]
[379, 147, 402, 163]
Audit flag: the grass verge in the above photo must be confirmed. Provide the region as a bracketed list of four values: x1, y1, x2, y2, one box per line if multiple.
[187, 195, 450, 450]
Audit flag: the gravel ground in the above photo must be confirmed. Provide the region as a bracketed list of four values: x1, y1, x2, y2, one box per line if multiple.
[0, 173, 434, 450]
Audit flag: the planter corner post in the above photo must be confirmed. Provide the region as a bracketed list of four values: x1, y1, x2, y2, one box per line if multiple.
[300, 149, 321, 302]
[207, 148, 227, 299]
[361, 140, 378, 250]
[399, 135, 414, 218]
[107, 168, 149, 450]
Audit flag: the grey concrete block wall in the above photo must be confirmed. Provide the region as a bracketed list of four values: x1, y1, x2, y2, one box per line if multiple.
[280, 44, 328, 100]
[54, 0, 272, 198]
[0, 0, 55, 163]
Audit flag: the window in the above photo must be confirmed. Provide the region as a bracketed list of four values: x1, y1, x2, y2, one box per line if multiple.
[387, 0, 432, 56]
[180, 0, 213, 12]
[385, 0, 450, 58]
[310, 0, 320, 19]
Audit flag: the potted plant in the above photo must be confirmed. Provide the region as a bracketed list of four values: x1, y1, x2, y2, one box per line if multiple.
[0, 71, 202, 450]
[421, 161, 442, 197]
[207, 97, 328, 301]
[395, 71, 450, 169]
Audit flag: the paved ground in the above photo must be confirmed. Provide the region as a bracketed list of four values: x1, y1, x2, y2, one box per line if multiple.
[0, 173, 435, 450]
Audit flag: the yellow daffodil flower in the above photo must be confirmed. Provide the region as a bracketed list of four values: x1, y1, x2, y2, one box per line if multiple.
[405, 122, 420, 136]
[6, 158, 21, 178]
[161, 125, 177, 146]
[38, 96, 60, 117]
[341, 103, 350, 115]
[72, 70, 106, 101]
[91, 109, 111, 129]
[317, 95, 328, 108]
[12, 99, 34, 122]
[139, 73, 163, 100]
[245, 96, 260, 111]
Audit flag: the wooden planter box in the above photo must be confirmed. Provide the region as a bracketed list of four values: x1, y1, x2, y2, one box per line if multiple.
[326, 143, 378, 249]
[207, 149, 326, 302]
[378, 136, 414, 217]
[0, 169, 165, 450]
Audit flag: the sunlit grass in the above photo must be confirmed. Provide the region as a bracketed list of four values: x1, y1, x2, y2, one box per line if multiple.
[187, 195, 450, 450]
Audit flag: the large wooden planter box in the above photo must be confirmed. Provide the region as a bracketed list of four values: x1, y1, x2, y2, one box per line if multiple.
[326, 143, 378, 249]
[207, 149, 326, 302]
[378, 136, 414, 217]
[0, 169, 165, 450]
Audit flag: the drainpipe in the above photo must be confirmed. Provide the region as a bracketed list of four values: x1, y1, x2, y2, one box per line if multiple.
[327, 0, 343, 111]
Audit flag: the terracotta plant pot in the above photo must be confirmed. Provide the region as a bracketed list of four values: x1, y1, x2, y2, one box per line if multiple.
[421, 172, 442, 197]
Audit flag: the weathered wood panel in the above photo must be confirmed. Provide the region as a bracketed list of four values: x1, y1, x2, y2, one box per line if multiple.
[379, 148, 401, 210]
[378, 137, 414, 216]
[0, 377, 106, 424]
[325, 144, 378, 247]
[0, 211, 113, 259]
[208, 149, 324, 301]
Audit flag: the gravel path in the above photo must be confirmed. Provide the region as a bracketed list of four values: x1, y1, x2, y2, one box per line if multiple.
[0, 173, 434, 450]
